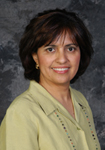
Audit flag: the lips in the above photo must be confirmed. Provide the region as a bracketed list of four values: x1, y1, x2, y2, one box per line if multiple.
[52, 67, 69, 74]
[52, 68, 69, 71]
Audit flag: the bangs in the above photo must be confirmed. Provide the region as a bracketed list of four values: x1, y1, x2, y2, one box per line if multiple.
[48, 28, 78, 46]
[35, 14, 79, 49]
[37, 27, 78, 48]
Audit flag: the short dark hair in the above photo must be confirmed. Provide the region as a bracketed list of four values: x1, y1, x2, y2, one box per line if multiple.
[19, 9, 93, 83]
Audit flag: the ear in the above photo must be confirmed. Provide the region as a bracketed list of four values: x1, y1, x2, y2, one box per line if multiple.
[32, 53, 39, 65]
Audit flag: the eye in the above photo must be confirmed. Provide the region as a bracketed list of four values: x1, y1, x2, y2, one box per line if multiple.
[46, 47, 55, 52]
[68, 47, 76, 52]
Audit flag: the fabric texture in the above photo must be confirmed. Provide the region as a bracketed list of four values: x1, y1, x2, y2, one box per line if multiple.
[0, 81, 101, 150]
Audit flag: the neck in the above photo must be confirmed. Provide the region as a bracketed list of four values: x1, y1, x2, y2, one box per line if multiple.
[39, 80, 71, 103]
[39, 80, 75, 119]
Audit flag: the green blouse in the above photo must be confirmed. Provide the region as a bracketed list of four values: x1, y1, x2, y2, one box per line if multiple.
[0, 81, 101, 150]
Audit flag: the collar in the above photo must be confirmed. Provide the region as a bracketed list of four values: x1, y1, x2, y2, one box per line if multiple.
[28, 81, 58, 115]
[28, 81, 87, 116]
[70, 86, 86, 109]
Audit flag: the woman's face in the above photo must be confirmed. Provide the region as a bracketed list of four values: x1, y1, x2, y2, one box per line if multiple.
[32, 33, 80, 87]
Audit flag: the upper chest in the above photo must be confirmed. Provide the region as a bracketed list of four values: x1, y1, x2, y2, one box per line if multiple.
[33, 105, 100, 150]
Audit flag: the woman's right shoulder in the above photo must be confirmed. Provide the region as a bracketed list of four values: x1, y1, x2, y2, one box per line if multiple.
[5, 90, 41, 119]
[0, 90, 40, 150]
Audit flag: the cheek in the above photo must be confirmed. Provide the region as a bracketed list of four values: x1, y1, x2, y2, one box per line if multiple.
[38, 55, 52, 68]
[76, 51, 81, 63]
[76, 55, 81, 65]
[38, 58, 45, 67]
[72, 53, 81, 67]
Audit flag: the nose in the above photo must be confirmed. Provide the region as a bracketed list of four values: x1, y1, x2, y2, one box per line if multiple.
[56, 49, 68, 64]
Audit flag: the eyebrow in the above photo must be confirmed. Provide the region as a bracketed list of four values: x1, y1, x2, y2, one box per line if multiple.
[65, 44, 78, 47]
[45, 43, 78, 47]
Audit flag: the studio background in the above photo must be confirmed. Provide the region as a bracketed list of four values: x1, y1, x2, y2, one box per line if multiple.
[0, 0, 105, 149]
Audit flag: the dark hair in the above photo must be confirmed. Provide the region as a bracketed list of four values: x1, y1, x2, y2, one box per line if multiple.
[19, 9, 93, 83]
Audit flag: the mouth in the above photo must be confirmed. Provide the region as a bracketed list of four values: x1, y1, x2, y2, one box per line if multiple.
[52, 68, 69, 71]
[52, 67, 69, 74]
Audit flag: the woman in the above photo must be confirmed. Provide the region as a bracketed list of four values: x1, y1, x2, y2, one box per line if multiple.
[0, 9, 101, 150]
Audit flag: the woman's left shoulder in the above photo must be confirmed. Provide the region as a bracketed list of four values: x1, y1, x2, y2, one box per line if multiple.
[70, 86, 89, 107]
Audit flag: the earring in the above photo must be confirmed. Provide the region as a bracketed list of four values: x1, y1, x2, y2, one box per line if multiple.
[36, 64, 39, 69]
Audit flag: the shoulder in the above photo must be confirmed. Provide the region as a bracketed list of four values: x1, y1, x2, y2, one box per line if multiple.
[9, 90, 39, 111]
[3, 89, 42, 125]
[0, 90, 40, 150]
[70, 86, 89, 107]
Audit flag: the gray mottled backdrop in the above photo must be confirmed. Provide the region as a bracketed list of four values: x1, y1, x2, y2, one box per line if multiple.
[0, 0, 105, 149]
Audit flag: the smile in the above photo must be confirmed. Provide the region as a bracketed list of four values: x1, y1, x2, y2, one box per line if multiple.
[52, 68, 69, 71]
[52, 67, 69, 74]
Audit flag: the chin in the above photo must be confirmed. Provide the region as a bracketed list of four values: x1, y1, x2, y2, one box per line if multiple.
[55, 80, 70, 85]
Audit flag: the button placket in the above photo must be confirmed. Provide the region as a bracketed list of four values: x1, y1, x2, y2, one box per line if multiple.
[79, 104, 99, 150]
[54, 111, 76, 150]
